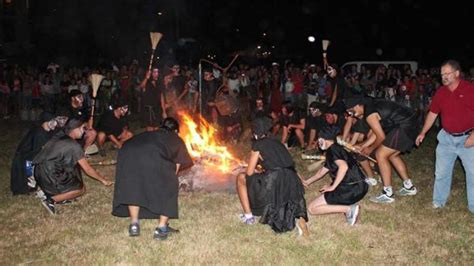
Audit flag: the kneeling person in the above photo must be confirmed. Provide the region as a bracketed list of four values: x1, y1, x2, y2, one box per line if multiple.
[97, 100, 133, 155]
[33, 119, 113, 215]
[304, 126, 368, 226]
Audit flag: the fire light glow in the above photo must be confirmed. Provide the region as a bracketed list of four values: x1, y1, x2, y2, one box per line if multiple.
[179, 112, 239, 172]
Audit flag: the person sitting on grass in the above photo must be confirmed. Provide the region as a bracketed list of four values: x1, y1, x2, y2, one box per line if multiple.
[96, 99, 133, 156]
[235, 117, 309, 236]
[112, 118, 193, 240]
[33, 119, 113, 215]
[304, 125, 368, 226]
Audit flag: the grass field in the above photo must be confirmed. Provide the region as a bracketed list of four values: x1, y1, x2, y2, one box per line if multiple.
[0, 118, 473, 265]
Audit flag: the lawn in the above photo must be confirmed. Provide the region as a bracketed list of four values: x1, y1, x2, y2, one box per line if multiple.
[0, 118, 473, 264]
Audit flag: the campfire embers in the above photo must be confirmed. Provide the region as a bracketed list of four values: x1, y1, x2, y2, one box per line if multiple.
[178, 112, 243, 192]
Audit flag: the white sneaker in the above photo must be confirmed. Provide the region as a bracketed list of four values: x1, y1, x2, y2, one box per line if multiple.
[370, 193, 395, 203]
[365, 177, 378, 186]
[346, 204, 360, 226]
[432, 203, 444, 209]
[399, 186, 417, 196]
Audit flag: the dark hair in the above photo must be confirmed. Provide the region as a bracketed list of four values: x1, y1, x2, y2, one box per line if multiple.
[160, 117, 180, 133]
[441, 60, 461, 71]
[282, 100, 294, 113]
[113, 98, 129, 109]
[63, 118, 84, 135]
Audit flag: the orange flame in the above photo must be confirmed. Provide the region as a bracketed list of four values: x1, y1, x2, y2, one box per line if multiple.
[179, 112, 238, 172]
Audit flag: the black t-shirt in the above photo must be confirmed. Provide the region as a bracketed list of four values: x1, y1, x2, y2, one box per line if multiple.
[171, 75, 186, 96]
[252, 137, 295, 170]
[306, 115, 325, 131]
[99, 111, 127, 137]
[69, 105, 90, 121]
[280, 108, 305, 127]
[220, 111, 242, 127]
[250, 107, 270, 121]
[202, 79, 219, 103]
[364, 99, 415, 132]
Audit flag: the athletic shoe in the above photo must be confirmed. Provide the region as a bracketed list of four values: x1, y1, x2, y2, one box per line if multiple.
[35, 189, 47, 200]
[166, 223, 180, 233]
[346, 204, 360, 226]
[432, 202, 444, 209]
[41, 198, 56, 215]
[295, 217, 309, 237]
[399, 186, 417, 196]
[153, 227, 169, 240]
[128, 223, 140, 237]
[27, 176, 36, 188]
[239, 214, 256, 225]
[365, 177, 378, 186]
[370, 193, 395, 203]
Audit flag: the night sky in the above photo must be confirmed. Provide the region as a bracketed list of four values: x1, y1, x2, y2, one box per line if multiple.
[13, 0, 474, 67]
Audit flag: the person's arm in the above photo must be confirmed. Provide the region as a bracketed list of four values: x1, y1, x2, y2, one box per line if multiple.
[245, 151, 260, 176]
[161, 92, 167, 118]
[362, 113, 384, 155]
[416, 111, 438, 146]
[342, 116, 355, 141]
[289, 118, 305, 130]
[320, 159, 348, 192]
[329, 84, 338, 107]
[281, 126, 289, 144]
[139, 71, 150, 90]
[304, 166, 329, 186]
[177, 85, 189, 102]
[176, 163, 181, 174]
[77, 158, 113, 186]
[108, 134, 122, 149]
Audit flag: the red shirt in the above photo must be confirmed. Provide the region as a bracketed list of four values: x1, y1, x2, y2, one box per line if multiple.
[430, 80, 474, 133]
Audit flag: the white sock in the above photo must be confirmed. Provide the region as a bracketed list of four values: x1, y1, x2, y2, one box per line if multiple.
[403, 179, 413, 189]
[383, 186, 393, 197]
[244, 213, 253, 219]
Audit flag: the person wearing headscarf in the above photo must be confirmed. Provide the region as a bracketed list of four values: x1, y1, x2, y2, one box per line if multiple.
[344, 96, 418, 203]
[112, 118, 193, 240]
[304, 125, 368, 226]
[235, 117, 309, 236]
[33, 119, 113, 215]
[10, 112, 62, 195]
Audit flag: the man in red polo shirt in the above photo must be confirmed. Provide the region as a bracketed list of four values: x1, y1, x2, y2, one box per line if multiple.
[416, 60, 474, 213]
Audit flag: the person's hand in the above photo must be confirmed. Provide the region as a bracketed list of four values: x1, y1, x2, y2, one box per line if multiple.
[352, 145, 362, 153]
[114, 143, 123, 149]
[360, 146, 373, 156]
[464, 133, 474, 148]
[320, 184, 335, 193]
[416, 134, 425, 146]
[101, 178, 113, 186]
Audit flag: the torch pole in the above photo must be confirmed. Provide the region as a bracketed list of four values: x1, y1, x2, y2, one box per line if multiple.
[198, 60, 202, 117]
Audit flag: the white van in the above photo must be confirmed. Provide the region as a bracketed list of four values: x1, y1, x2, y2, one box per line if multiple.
[341, 61, 418, 73]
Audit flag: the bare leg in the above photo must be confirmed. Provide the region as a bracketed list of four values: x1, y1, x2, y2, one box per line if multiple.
[306, 129, 317, 150]
[360, 160, 375, 178]
[388, 151, 409, 180]
[158, 215, 169, 228]
[236, 173, 251, 214]
[308, 194, 350, 215]
[375, 145, 398, 187]
[83, 129, 97, 150]
[97, 132, 107, 149]
[51, 186, 85, 202]
[128, 205, 139, 223]
[294, 129, 305, 148]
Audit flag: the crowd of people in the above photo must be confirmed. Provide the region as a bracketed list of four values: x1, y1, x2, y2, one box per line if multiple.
[6, 58, 474, 240]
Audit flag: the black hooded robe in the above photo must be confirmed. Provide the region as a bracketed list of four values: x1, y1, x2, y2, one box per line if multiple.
[10, 126, 53, 195]
[112, 131, 193, 219]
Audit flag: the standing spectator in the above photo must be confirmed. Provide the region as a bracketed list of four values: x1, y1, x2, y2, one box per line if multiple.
[416, 60, 474, 213]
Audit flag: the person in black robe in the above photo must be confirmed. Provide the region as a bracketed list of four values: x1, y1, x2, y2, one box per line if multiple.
[10, 112, 58, 195]
[139, 67, 167, 131]
[112, 118, 193, 240]
[345, 97, 418, 204]
[235, 117, 309, 236]
[304, 125, 368, 226]
[33, 119, 113, 215]
[96, 99, 133, 156]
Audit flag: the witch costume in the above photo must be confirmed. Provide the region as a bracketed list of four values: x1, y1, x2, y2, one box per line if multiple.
[112, 128, 193, 219]
[246, 117, 308, 233]
[10, 112, 55, 195]
[320, 126, 369, 205]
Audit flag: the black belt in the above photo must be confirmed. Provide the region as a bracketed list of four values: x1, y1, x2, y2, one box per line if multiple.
[449, 128, 473, 137]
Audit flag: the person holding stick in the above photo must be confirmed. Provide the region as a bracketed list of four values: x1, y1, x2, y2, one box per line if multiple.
[344, 96, 418, 203]
[304, 125, 368, 226]
[139, 66, 167, 131]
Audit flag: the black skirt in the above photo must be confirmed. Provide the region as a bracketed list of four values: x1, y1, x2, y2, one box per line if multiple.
[383, 126, 417, 153]
[324, 181, 368, 205]
[246, 168, 308, 233]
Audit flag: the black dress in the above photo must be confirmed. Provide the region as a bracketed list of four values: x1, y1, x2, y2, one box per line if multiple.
[141, 79, 164, 127]
[10, 126, 53, 195]
[246, 137, 308, 233]
[364, 99, 418, 152]
[33, 136, 85, 196]
[323, 144, 368, 205]
[112, 131, 193, 219]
